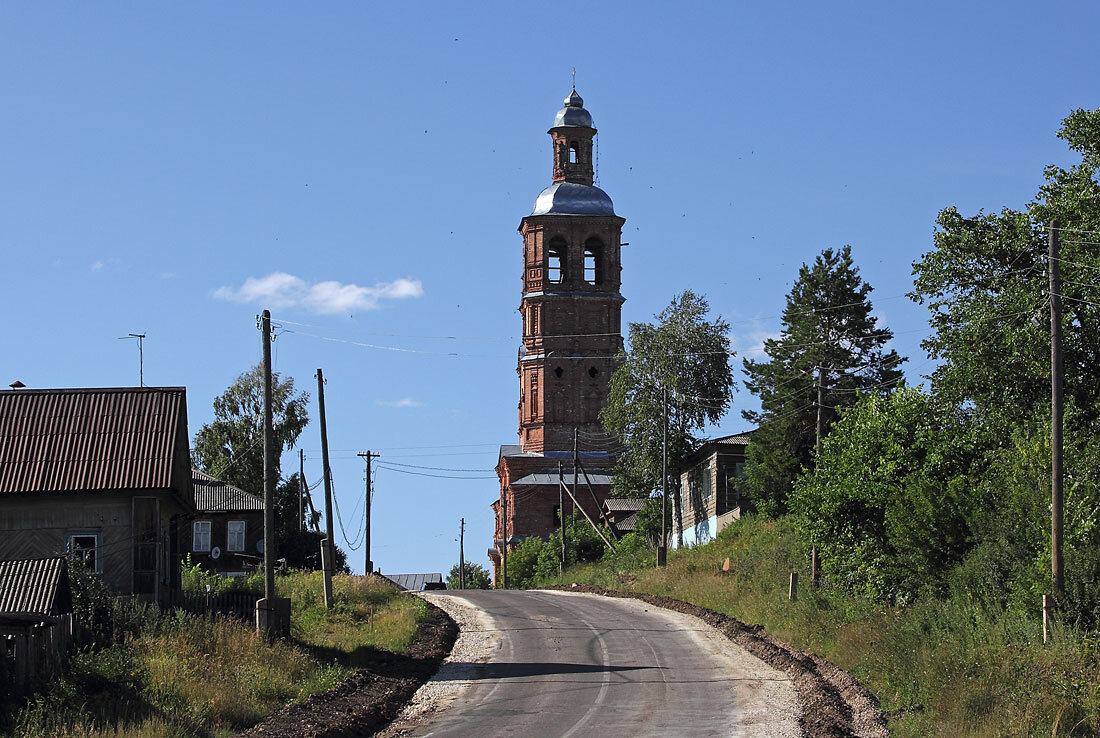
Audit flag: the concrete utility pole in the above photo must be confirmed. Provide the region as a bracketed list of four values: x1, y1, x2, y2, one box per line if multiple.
[299, 449, 305, 533]
[357, 451, 380, 576]
[658, 387, 668, 566]
[459, 518, 465, 590]
[558, 461, 566, 574]
[1049, 223, 1064, 599]
[261, 312, 276, 603]
[316, 368, 335, 609]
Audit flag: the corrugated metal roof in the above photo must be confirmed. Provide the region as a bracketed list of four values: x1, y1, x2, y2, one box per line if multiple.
[0, 387, 187, 494]
[511, 471, 613, 487]
[602, 497, 648, 512]
[714, 432, 753, 446]
[192, 468, 263, 512]
[0, 557, 72, 616]
[383, 573, 444, 591]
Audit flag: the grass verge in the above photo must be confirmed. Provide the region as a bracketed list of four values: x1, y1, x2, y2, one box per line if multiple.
[6, 572, 426, 738]
[540, 516, 1100, 737]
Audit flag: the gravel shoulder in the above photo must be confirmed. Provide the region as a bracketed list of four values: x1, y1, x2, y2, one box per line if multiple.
[376, 592, 502, 737]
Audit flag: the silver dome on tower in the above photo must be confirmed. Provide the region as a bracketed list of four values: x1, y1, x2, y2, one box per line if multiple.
[552, 87, 594, 129]
[531, 182, 615, 216]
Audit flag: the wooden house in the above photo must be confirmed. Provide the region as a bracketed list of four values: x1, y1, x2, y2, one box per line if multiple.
[0, 387, 195, 601]
[676, 432, 752, 547]
[190, 468, 264, 575]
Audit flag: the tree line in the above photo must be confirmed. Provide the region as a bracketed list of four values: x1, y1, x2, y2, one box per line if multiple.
[602, 108, 1100, 626]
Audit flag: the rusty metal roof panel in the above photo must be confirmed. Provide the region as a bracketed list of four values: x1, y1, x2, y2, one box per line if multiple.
[0, 387, 187, 494]
[192, 468, 263, 513]
[0, 557, 72, 616]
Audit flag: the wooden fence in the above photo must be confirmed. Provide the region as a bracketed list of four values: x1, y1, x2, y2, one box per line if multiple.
[164, 588, 262, 621]
[0, 613, 83, 691]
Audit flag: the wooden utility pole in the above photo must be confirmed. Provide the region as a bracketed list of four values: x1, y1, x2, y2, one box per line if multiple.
[316, 368, 335, 609]
[459, 518, 465, 590]
[357, 451, 380, 576]
[1050, 223, 1065, 599]
[558, 461, 566, 574]
[812, 364, 825, 586]
[261, 311, 276, 603]
[299, 449, 305, 532]
[658, 387, 668, 566]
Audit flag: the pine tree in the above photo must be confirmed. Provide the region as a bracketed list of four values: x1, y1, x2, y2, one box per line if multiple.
[742, 246, 904, 515]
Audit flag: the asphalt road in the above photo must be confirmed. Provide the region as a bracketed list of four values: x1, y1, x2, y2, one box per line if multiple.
[383, 590, 799, 738]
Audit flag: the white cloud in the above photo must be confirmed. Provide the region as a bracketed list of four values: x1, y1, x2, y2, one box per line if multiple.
[730, 319, 780, 361]
[215, 272, 423, 314]
[376, 398, 424, 408]
[90, 260, 104, 271]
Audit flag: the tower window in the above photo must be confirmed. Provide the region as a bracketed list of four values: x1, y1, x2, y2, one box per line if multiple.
[583, 238, 603, 285]
[588, 366, 599, 378]
[554, 366, 563, 378]
[547, 238, 566, 284]
[569, 144, 578, 163]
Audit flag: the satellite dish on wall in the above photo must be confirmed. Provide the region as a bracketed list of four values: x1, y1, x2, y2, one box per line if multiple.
[211, 546, 221, 560]
[256, 540, 264, 554]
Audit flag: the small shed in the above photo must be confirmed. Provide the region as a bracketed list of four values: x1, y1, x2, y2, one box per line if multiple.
[0, 557, 77, 689]
[600, 497, 649, 537]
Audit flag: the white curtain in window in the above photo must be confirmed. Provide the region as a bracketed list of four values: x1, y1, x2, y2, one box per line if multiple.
[227, 521, 245, 552]
[193, 521, 211, 552]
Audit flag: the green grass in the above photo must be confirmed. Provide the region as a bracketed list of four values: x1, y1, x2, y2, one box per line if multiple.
[283, 571, 429, 658]
[541, 517, 1100, 737]
[7, 571, 424, 738]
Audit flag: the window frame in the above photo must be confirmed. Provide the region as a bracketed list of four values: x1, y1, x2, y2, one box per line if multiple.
[192, 520, 212, 552]
[226, 520, 246, 552]
[65, 531, 102, 573]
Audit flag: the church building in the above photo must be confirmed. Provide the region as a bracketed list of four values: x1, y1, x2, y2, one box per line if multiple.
[489, 88, 626, 584]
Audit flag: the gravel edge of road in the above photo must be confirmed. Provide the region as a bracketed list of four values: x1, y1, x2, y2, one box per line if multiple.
[234, 601, 458, 738]
[547, 584, 890, 738]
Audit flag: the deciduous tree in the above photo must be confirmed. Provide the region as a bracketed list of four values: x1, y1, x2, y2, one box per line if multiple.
[601, 290, 734, 545]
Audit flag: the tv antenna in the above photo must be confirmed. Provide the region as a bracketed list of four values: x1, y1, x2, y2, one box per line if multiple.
[118, 333, 146, 387]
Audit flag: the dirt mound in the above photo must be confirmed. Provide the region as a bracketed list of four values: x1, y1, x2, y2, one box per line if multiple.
[236, 602, 458, 738]
[551, 584, 890, 738]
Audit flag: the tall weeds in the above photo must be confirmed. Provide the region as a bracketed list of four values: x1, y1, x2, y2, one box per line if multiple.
[7, 571, 422, 738]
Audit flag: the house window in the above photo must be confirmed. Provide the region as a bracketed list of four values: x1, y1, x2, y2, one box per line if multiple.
[66, 532, 101, 573]
[193, 520, 211, 552]
[227, 521, 246, 552]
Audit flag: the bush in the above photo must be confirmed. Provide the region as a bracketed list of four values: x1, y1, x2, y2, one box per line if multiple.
[446, 562, 491, 590]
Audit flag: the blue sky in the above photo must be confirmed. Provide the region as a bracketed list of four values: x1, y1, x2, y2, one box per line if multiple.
[2, 2, 1097, 576]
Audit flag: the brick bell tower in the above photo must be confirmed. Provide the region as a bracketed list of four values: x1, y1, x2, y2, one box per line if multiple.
[517, 86, 626, 452]
[490, 87, 625, 584]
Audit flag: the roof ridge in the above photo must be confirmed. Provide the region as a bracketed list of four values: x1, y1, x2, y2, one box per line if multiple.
[0, 386, 186, 395]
